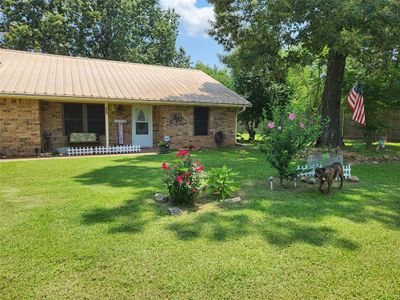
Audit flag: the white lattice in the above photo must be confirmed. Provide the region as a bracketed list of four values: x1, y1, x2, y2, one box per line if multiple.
[66, 145, 141, 156]
[296, 164, 351, 179]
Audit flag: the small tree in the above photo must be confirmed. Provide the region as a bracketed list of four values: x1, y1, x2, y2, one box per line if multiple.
[258, 106, 322, 183]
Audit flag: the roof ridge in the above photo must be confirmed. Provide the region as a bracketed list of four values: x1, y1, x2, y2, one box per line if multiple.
[0, 48, 202, 72]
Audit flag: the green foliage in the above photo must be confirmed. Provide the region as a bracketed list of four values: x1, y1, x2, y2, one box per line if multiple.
[207, 165, 239, 200]
[225, 49, 292, 141]
[194, 62, 234, 90]
[162, 150, 204, 205]
[258, 106, 323, 183]
[209, 0, 400, 147]
[343, 57, 400, 144]
[0, 0, 191, 67]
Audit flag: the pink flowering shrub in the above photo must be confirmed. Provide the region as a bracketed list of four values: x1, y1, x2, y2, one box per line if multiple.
[161, 150, 204, 205]
[258, 106, 322, 183]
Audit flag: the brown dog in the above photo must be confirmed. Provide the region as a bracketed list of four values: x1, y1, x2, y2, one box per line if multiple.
[314, 162, 344, 194]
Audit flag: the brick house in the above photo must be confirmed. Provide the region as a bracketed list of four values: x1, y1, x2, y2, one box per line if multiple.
[0, 49, 251, 157]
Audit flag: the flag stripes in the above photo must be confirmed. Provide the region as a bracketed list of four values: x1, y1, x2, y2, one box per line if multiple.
[345, 83, 366, 126]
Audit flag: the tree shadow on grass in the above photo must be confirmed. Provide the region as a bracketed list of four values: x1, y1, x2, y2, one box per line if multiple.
[76, 157, 166, 234]
[166, 180, 399, 249]
[75, 151, 399, 249]
[81, 196, 165, 234]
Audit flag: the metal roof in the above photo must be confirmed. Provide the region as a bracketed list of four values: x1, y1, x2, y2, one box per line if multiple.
[0, 48, 251, 107]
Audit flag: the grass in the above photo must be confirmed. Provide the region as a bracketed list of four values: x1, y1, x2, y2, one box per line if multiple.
[344, 139, 400, 157]
[0, 148, 399, 299]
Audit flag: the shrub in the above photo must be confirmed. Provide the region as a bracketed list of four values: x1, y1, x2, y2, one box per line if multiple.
[258, 106, 322, 183]
[161, 150, 204, 205]
[207, 165, 239, 200]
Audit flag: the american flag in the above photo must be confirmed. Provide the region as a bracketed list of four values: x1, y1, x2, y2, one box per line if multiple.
[345, 82, 366, 126]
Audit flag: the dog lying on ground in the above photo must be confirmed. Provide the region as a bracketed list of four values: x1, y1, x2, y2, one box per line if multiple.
[314, 162, 344, 194]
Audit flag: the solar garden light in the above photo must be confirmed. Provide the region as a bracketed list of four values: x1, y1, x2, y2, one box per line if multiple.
[268, 176, 274, 191]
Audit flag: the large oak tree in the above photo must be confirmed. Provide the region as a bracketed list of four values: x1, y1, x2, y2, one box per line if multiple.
[209, 0, 400, 147]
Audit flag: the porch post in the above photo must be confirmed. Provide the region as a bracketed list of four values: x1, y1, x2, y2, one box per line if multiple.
[105, 103, 109, 147]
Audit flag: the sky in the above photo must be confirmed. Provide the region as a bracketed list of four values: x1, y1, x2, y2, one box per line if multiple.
[159, 0, 225, 68]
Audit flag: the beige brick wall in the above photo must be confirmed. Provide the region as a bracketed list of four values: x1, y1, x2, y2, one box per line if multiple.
[108, 104, 132, 145]
[153, 105, 237, 149]
[0, 98, 41, 157]
[40, 101, 66, 149]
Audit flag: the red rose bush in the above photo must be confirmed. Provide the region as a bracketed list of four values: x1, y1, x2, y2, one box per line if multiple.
[161, 150, 205, 205]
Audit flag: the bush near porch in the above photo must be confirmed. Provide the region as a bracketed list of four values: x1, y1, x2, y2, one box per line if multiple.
[0, 148, 399, 298]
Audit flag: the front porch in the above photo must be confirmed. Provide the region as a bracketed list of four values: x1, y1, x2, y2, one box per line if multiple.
[40, 101, 238, 154]
[0, 97, 238, 157]
[40, 101, 154, 152]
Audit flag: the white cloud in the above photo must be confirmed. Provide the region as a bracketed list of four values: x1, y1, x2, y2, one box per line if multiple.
[160, 0, 214, 37]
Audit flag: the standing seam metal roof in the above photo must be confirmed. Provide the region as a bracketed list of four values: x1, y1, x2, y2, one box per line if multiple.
[0, 48, 251, 107]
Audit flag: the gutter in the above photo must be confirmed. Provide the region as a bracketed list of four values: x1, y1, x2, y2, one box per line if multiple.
[0, 93, 252, 109]
[235, 106, 247, 145]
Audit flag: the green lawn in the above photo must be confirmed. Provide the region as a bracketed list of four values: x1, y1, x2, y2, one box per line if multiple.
[344, 140, 400, 157]
[1, 149, 399, 299]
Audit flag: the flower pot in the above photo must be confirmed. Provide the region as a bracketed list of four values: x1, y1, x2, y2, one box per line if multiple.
[159, 145, 169, 154]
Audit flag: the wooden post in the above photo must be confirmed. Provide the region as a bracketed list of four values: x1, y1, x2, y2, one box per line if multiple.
[105, 103, 109, 148]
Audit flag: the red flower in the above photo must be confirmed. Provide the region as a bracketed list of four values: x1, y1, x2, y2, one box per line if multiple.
[176, 149, 189, 157]
[196, 165, 204, 172]
[167, 166, 171, 171]
[176, 175, 184, 183]
[162, 162, 167, 170]
[191, 188, 197, 193]
[185, 181, 190, 186]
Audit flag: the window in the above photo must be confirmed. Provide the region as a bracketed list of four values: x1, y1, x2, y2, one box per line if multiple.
[135, 109, 149, 135]
[63, 103, 105, 136]
[64, 104, 83, 135]
[87, 104, 105, 135]
[194, 107, 209, 136]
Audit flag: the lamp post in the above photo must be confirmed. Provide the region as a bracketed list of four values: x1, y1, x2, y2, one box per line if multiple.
[268, 176, 274, 191]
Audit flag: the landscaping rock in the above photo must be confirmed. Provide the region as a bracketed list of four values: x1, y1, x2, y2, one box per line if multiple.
[306, 177, 317, 184]
[167, 207, 182, 215]
[300, 177, 307, 182]
[154, 193, 167, 202]
[347, 175, 360, 182]
[224, 197, 242, 203]
[372, 161, 379, 164]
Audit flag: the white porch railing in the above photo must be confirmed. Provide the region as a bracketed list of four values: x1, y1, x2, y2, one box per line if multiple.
[66, 145, 141, 156]
[296, 164, 352, 179]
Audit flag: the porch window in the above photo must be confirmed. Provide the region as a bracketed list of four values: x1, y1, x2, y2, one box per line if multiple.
[63, 103, 105, 136]
[194, 107, 209, 136]
[87, 104, 105, 135]
[64, 104, 83, 135]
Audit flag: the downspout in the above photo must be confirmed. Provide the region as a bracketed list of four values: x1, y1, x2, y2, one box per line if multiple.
[235, 106, 247, 145]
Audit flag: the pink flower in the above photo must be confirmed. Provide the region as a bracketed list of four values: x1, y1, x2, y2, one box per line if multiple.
[196, 165, 204, 172]
[299, 121, 305, 128]
[176, 149, 189, 157]
[162, 162, 167, 170]
[267, 121, 275, 129]
[289, 113, 296, 120]
[192, 188, 197, 193]
[176, 175, 184, 183]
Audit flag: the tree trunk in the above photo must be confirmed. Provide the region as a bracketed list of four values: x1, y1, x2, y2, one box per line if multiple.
[316, 50, 346, 148]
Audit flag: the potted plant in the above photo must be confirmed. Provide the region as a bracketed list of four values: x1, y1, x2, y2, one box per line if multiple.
[158, 141, 169, 154]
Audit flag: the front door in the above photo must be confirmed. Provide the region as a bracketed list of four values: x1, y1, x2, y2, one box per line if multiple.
[132, 106, 153, 147]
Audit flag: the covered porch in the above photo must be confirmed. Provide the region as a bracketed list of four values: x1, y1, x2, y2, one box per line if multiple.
[40, 101, 154, 153]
